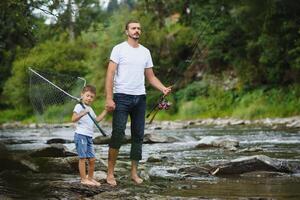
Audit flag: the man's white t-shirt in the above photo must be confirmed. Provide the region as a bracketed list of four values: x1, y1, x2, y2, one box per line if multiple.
[73, 104, 96, 137]
[110, 41, 153, 95]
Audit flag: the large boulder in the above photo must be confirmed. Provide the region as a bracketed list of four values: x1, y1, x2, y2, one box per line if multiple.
[29, 144, 77, 157]
[31, 157, 107, 173]
[148, 166, 182, 180]
[46, 138, 73, 144]
[31, 156, 78, 173]
[0, 142, 39, 172]
[93, 135, 131, 145]
[94, 133, 179, 144]
[45, 179, 117, 199]
[143, 133, 179, 144]
[210, 155, 294, 176]
[196, 136, 239, 150]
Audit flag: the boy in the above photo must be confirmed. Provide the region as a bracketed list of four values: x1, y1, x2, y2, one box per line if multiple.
[72, 84, 107, 186]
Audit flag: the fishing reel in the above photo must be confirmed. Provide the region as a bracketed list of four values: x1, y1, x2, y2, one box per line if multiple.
[158, 99, 172, 110]
[147, 96, 172, 124]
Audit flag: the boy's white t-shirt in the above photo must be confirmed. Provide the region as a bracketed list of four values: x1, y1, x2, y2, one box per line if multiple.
[110, 41, 153, 95]
[73, 104, 96, 137]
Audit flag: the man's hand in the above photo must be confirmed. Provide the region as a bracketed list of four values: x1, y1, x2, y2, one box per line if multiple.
[162, 86, 172, 96]
[105, 98, 116, 112]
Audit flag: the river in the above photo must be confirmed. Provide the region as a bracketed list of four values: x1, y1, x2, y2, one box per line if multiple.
[0, 125, 300, 199]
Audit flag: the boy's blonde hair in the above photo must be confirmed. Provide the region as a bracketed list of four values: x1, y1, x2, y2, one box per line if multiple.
[81, 85, 96, 95]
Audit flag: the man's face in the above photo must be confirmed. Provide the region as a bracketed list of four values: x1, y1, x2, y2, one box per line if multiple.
[126, 23, 141, 40]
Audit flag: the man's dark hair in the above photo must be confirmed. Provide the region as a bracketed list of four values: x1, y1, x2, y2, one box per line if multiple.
[82, 84, 96, 95]
[125, 20, 140, 30]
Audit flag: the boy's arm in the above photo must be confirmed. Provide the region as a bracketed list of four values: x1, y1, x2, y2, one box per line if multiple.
[96, 109, 107, 122]
[71, 109, 89, 122]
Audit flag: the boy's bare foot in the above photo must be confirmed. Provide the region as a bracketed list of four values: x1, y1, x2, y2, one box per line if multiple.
[131, 175, 143, 184]
[89, 178, 101, 186]
[86, 175, 101, 186]
[81, 179, 96, 186]
[106, 176, 117, 186]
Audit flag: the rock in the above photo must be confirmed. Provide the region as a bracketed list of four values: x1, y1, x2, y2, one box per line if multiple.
[95, 133, 179, 144]
[93, 136, 111, 144]
[0, 156, 39, 172]
[32, 156, 78, 173]
[287, 120, 300, 128]
[94, 192, 170, 200]
[144, 133, 179, 144]
[178, 166, 211, 177]
[147, 156, 163, 163]
[237, 147, 263, 153]
[93, 135, 131, 145]
[46, 138, 73, 144]
[92, 190, 131, 200]
[148, 166, 182, 180]
[196, 136, 239, 150]
[230, 120, 245, 125]
[210, 155, 294, 176]
[32, 157, 107, 173]
[94, 170, 107, 181]
[0, 142, 39, 172]
[240, 171, 290, 178]
[28, 123, 37, 128]
[0, 142, 9, 158]
[30, 144, 77, 157]
[46, 180, 117, 199]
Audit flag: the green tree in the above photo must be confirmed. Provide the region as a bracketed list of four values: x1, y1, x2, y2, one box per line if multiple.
[0, 0, 36, 107]
[3, 38, 89, 109]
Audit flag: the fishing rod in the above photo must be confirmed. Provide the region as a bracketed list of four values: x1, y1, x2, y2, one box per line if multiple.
[146, 85, 173, 124]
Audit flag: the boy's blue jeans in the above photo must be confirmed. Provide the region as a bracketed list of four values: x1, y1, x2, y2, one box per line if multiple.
[109, 93, 146, 161]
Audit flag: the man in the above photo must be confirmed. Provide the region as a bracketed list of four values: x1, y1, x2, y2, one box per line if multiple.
[105, 20, 171, 186]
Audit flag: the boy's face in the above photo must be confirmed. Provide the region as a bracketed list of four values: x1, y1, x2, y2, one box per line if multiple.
[81, 91, 95, 105]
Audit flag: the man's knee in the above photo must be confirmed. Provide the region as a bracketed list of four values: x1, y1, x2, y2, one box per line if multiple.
[109, 134, 124, 149]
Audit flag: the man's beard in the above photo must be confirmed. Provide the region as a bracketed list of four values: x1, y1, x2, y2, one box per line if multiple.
[129, 33, 140, 40]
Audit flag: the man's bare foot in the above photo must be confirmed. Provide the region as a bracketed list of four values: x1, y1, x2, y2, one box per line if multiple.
[131, 175, 143, 184]
[106, 175, 117, 186]
[81, 179, 96, 186]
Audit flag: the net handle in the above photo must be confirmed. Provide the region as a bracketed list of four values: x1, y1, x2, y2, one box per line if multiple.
[28, 67, 107, 137]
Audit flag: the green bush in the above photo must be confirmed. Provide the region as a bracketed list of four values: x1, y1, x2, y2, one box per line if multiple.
[175, 81, 209, 101]
[3, 38, 89, 109]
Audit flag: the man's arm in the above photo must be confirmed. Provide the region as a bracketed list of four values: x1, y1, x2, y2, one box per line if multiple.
[145, 68, 171, 95]
[105, 61, 117, 112]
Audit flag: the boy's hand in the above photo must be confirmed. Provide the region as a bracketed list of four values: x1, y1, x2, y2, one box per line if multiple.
[81, 108, 90, 116]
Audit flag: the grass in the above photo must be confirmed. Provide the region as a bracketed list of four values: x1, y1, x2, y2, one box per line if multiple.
[1, 85, 300, 124]
[155, 84, 300, 121]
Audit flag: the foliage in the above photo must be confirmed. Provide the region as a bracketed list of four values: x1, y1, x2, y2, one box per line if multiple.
[2, 38, 89, 109]
[1, 0, 300, 123]
[0, 0, 36, 107]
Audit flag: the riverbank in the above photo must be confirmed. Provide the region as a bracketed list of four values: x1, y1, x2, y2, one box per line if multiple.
[1, 116, 300, 130]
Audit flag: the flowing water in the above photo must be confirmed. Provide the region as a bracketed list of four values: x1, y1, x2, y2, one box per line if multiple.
[0, 125, 300, 199]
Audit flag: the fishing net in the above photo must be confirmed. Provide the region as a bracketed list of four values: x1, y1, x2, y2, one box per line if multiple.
[28, 68, 85, 125]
